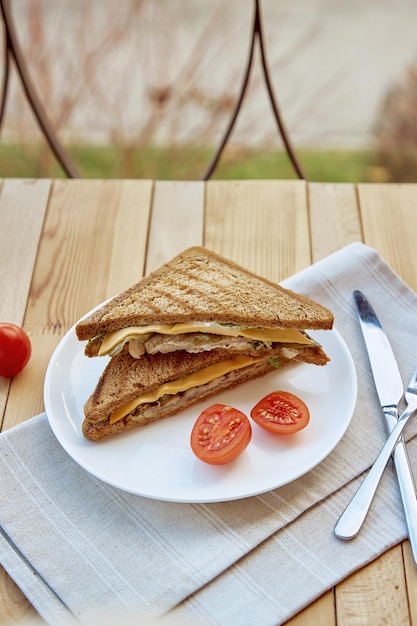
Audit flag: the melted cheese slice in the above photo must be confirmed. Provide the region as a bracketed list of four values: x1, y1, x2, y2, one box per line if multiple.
[99, 322, 315, 356]
[109, 355, 263, 424]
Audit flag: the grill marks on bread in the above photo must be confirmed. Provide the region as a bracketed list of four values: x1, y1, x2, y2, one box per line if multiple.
[77, 248, 335, 441]
[75, 247, 334, 341]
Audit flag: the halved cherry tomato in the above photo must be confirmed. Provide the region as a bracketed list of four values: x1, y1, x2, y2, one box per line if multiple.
[250, 391, 310, 435]
[190, 403, 252, 465]
[0, 323, 32, 377]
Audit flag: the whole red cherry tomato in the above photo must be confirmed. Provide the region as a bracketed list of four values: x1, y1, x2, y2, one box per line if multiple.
[190, 404, 252, 465]
[0, 323, 32, 377]
[250, 391, 310, 435]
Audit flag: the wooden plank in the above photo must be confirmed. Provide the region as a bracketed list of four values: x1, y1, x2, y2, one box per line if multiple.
[0, 179, 50, 430]
[1, 333, 61, 432]
[0, 180, 199, 624]
[3, 179, 153, 431]
[0, 178, 51, 323]
[0, 180, 52, 626]
[204, 182, 335, 626]
[358, 183, 417, 291]
[0, 179, 154, 626]
[336, 185, 417, 624]
[290, 182, 361, 626]
[336, 546, 410, 624]
[355, 182, 417, 626]
[25, 179, 153, 328]
[105, 179, 154, 297]
[146, 180, 204, 273]
[2, 180, 416, 626]
[308, 183, 362, 260]
[0, 568, 42, 626]
[302, 183, 413, 626]
[204, 180, 310, 282]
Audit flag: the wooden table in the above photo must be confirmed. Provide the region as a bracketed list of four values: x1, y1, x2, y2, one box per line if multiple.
[1, 178, 417, 625]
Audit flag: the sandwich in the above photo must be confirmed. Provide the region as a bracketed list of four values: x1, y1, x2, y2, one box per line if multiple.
[76, 247, 333, 441]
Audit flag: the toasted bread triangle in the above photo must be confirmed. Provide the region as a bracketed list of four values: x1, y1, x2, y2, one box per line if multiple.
[76, 247, 333, 341]
[82, 342, 330, 440]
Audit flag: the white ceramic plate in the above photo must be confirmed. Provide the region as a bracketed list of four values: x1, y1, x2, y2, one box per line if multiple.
[44, 322, 357, 503]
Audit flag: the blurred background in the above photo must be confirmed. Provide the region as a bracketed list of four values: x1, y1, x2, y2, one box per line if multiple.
[2, 0, 417, 181]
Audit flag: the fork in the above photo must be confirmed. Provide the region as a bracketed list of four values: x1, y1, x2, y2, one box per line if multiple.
[335, 367, 417, 539]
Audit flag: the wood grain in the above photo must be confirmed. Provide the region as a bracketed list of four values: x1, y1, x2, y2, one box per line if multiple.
[358, 183, 417, 291]
[0, 179, 51, 429]
[25, 179, 153, 331]
[2, 179, 417, 626]
[146, 180, 204, 274]
[0, 568, 43, 626]
[1, 334, 60, 432]
[0, 179, 51, 324]
[308, 182, 362, 260]
[1, 179, 154, 626]
[204, 179, 310, 282]
[286, 182, 363, 626]
[308, 183, 413, 626]
[336, 546, 410, 624]
[104, 179, 153, 297]
[357, 182, 417, 626]
[2, 180, 154, 428]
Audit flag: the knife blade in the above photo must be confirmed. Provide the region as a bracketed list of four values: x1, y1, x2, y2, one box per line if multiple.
[349, 290, 417, 562]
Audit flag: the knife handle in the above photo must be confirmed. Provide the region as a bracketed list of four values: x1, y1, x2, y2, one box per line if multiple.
[383, 408, 417, 566]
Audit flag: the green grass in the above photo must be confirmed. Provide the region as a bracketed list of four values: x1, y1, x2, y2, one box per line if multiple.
[0, 143, 378, 182]
[212, 148, 375, 182]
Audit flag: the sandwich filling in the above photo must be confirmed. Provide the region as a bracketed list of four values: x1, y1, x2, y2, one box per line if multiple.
[109, 354, 265, 424]
[98, 322, 317, 358]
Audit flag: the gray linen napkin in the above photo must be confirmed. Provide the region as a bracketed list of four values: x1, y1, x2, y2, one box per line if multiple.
[1, 242, 417, 625]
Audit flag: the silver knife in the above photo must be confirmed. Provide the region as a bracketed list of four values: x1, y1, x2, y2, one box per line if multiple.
[336, 290, 417, 562]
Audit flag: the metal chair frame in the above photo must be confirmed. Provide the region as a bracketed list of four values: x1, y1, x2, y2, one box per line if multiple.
[0, 0, 80, 177]
[0, 0, 305, 180]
